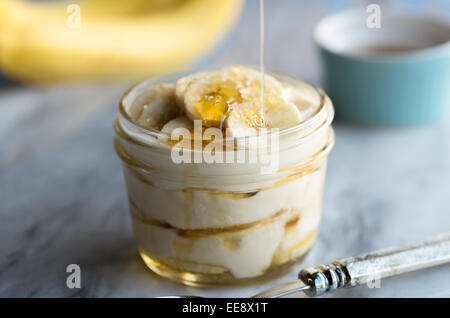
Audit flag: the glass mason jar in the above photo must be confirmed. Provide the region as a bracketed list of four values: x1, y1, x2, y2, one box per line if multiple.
[114, 68, 335, 286]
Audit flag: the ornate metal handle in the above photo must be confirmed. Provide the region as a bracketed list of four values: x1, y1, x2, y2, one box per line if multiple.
[298, 233, 450, 297]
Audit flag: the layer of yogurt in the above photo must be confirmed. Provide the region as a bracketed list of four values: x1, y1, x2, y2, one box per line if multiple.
[131, 165, 325, 278]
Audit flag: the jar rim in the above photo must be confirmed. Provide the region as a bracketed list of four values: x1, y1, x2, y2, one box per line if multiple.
[117, 65, 334, 144]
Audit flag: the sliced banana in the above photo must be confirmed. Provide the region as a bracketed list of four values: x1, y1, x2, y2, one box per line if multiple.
[160, 116, 195, 149]
[161, 116, 194, 135]
[225, 96, 303, 138]
[131, 67, 316, 146]
[224, 102, 263, 138]
[175, 66, 283, 128]
[128, 84, 180, 130]
[264, 100, 304, 130]
[175, 71, 238, 127]
[224, 106, 258, 138]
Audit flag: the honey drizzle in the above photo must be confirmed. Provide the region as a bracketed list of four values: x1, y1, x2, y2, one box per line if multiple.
[130, 205, 293, 238]
[260, 0, 265, 124]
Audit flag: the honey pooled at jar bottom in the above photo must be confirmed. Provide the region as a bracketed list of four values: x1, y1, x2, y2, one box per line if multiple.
[131, 204, 320, 278]
[138, 230, 318, 284]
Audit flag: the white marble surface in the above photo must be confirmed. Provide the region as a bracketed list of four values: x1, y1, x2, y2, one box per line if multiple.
[1, 0, 449, 298]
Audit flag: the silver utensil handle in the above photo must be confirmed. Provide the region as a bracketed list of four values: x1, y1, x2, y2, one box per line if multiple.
[299, 233, 450, 297]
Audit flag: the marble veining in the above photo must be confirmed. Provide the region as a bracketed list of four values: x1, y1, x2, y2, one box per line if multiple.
[1, 0, 449, 297]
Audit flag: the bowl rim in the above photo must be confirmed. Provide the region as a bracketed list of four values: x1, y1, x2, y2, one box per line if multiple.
[313, 7, 450, 62]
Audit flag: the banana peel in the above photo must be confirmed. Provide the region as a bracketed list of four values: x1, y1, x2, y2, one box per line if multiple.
[0, 0, 244, 82]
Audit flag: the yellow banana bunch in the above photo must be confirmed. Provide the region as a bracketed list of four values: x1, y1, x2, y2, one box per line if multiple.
[0, 0, 243, 82]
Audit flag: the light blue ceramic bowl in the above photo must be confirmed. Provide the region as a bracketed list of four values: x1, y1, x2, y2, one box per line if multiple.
[314, 9, 450, 125]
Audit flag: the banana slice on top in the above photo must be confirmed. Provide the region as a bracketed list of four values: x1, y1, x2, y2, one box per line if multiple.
[128, 84, 180, 130]
[161, 116, 194, 135]
[224, 97, 304, 138]
[175, 66, 283, 128]
[264, 100, 305, 130]
[224, 102, 263, 138]
[161, 116, 195, 149]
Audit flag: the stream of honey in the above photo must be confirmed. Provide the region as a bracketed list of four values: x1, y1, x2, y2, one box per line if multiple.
[260, 0, 265, 124]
